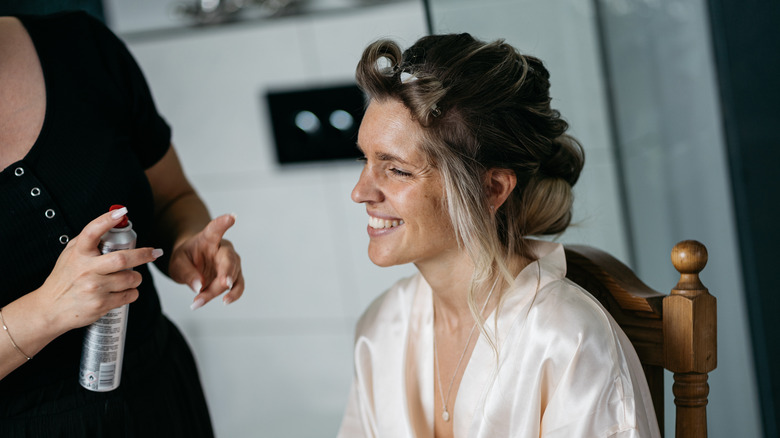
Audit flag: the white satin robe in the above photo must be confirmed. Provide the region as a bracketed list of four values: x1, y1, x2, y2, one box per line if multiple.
[337, 240, 661, 438]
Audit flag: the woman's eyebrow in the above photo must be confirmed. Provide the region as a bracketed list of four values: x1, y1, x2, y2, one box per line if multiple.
[355, 141, 413, 165]
[375, 151, 411, 165]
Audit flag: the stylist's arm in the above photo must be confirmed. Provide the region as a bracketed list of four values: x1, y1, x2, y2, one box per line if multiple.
[145, 145, 244, 310]
[0, 207, 163, 380]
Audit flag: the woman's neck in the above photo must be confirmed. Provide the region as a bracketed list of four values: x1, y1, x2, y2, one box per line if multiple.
[417, 251, 531, 332]
[417, 251, 491, 332]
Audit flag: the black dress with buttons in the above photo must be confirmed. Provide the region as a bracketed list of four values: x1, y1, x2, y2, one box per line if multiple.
[0, 12, 214, 437]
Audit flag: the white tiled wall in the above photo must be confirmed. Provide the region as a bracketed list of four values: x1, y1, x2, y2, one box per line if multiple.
[114, 1, 629, 436]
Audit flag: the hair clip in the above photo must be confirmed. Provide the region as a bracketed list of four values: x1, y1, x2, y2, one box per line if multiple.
[431, 104, 441, 118]
[400, 71, 418, 84]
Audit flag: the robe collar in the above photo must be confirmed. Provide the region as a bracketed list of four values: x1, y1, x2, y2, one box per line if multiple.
[404, 239, 566, 438]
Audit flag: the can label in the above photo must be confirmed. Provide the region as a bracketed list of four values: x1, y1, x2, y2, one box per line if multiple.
[79, 221, 136, 392]
[78, 304, 128, 391]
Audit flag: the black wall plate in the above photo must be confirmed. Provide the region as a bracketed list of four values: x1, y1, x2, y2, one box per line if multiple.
[265, 83, 366, 164]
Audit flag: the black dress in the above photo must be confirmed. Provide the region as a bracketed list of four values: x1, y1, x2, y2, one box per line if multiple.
[0, 11, 214, 437]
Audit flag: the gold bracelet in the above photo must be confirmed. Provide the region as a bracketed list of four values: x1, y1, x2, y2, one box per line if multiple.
[0, 307, 32, 361]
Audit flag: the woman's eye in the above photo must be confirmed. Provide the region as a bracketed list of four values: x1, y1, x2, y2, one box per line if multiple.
[390, 168, 412, 177]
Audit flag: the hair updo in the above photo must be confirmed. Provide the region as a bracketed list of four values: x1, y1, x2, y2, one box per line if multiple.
[356, 33, 584, 282]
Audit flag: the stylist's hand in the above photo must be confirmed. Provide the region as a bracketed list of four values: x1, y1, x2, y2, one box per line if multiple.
[168, 214, 244, 310]
[37, 207, 163, 335]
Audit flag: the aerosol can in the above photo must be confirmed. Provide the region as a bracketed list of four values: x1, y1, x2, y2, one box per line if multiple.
[78, 205, 135, 392]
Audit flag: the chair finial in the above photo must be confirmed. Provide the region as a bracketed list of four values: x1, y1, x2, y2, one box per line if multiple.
[672, 240, 708, 274]
[671, 240, 708, 294]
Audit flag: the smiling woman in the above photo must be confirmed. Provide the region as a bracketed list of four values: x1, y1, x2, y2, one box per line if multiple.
[338, 33, 661, 438]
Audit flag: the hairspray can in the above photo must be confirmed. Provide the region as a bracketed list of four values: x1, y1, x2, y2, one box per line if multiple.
[78, 205, 136, 392]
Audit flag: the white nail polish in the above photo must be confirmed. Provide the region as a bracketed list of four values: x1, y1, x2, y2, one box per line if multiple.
[190, 279, 202, 293]
[190, 298, 205, 311]
[226, 276, 233, 290]
[110, 207, 128, 220]
[152, 248, 164, 259]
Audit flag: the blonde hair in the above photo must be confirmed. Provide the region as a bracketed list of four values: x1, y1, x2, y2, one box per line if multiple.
[356, 34, 584, 352]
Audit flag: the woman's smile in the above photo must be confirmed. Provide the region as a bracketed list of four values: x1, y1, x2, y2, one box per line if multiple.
[366, 214, 405, 239]
[368, 215, 405, 230]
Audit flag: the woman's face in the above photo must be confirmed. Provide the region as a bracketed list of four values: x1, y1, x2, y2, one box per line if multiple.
[352, 99, 458, 268]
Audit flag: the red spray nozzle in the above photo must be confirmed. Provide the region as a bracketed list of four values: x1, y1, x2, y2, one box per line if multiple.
[110, 204, 129, 228]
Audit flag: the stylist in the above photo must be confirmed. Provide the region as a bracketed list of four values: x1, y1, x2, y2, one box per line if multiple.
[0, 10, 243, 437]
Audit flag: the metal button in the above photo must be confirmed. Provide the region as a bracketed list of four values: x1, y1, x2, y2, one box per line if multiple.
[59, 235, 69, 244]
[31, 187, 41, 197]
[14, 167, 24, 176]
[45, 209, 55, 219]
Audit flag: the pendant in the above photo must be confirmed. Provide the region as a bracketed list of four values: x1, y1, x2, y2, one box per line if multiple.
[442, 410, 450, 422]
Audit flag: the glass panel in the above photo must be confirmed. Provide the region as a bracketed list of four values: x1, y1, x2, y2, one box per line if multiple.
[423, 1, 762, 437]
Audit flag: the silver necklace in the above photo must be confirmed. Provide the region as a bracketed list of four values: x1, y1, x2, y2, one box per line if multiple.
[433, 277, 498, 423]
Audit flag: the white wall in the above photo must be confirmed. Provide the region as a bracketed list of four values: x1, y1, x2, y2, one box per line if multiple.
[109, 0, 631, 436]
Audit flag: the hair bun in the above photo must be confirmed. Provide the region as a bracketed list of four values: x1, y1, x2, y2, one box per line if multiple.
[540, 135, 584, 186]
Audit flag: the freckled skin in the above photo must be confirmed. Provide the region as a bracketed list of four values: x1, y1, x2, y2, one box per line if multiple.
[351, 99, 460, 271]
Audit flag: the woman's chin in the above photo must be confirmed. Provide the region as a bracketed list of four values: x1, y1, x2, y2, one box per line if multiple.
[368, 256, 396, 268]
[367, 250, 403, 268]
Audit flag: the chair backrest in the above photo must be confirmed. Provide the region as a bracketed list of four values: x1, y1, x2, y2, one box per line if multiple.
[564, 240, 716, 438]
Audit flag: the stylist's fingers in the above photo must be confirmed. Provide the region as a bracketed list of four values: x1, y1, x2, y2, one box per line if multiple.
[101, 269, 143, 294]
[222, 272, 245, 305]
[84, 270, 143, 310]
[94, 247, 165, 275]
[191, 239, 243, 309]
[67, 282, 141, 329]
[217, 240, 244, 304]
[104, 288, 141, 310]
[168, 249, 205, 296]
[168, 214, 236, 294]
[72, 207, 130, 253]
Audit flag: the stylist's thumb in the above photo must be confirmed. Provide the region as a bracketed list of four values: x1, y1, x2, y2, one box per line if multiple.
[201, 213, 236, 244]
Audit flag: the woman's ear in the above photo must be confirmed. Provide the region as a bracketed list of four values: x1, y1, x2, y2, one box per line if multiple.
[485, 168, 517, 210]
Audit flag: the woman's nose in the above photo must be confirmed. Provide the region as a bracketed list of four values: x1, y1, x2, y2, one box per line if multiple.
[351, 167, 382, 204]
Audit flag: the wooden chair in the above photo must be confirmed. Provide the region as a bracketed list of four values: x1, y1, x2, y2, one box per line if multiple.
[564, 240, 716, 438]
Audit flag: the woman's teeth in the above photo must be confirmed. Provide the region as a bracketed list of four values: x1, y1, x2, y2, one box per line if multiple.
[369, 216, 404, 229]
